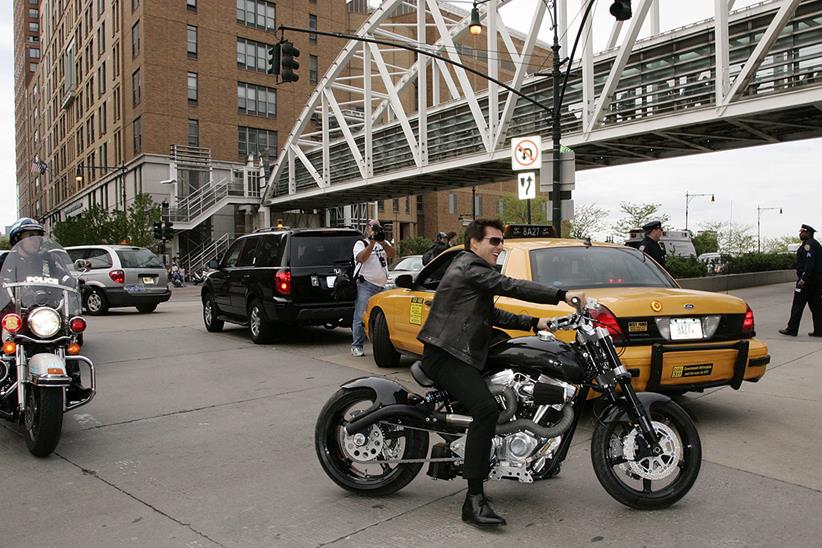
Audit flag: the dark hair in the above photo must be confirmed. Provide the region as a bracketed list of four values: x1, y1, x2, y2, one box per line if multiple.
[464, 218, 504, 250]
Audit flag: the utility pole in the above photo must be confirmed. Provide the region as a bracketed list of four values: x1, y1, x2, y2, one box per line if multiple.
[551, 0, 562, 236]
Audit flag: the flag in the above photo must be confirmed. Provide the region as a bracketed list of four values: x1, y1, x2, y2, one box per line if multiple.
[30, 156, 47, 175]
[38, 160, 47, 174]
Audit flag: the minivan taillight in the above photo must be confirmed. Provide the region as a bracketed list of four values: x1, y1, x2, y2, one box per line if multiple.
[741, 305, 755, 336]
[275, 270, 291, 295]
[109, 269, 125, 284]
[590, 305, 625, 343]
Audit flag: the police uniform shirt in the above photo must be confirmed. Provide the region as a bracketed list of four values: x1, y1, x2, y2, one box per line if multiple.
[797, 237, 822, 284]
[639, 236, 666, 266]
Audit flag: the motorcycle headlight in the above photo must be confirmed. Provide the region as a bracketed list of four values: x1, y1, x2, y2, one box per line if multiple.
[28, 308, 62, 338]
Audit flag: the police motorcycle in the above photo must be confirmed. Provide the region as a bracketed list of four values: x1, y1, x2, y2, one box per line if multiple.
[315, 297, 701, 509]
[0, 236, 94, 457]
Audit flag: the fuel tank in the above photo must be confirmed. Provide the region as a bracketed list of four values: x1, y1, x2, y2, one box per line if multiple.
[485, 335, 585, 384]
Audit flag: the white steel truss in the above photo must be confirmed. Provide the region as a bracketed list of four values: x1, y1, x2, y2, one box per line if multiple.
[263, 0, 822, 208]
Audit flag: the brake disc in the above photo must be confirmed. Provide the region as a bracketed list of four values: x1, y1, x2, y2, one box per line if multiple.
[342, 425, 384, 463]
[621, 421, 681, 480]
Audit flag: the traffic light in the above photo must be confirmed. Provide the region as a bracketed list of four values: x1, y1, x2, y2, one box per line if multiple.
[609, 0, 632, 21]
[153, 222, 163, 240]
[163, 221, 174, 240]
[267, 43, 281, 75]
[280, 41, 300, 83]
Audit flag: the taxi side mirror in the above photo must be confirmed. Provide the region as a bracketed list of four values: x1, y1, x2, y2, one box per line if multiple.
[395, 274, 413, 289]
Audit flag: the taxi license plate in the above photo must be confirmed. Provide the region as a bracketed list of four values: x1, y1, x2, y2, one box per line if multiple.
[326, 276, 336, 288]
[142, 276, 155, 285]
[670, 318, 703, 340]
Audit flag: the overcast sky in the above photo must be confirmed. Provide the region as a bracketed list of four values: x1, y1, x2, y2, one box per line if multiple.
[1, 0, 819, 240]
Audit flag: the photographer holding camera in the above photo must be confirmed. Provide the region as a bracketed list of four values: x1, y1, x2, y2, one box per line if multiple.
[351, 219, 396, 357]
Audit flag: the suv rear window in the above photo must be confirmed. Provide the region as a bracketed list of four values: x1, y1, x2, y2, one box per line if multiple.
[290, 232, 361, 267]
[530, 247, 675, 290]
[116, 248, 163, 268]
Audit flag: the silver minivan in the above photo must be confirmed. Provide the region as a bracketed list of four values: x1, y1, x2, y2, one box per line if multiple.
[66, 245, 171, 314]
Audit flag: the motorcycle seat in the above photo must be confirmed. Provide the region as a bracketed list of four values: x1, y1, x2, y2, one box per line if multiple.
[410, 361, 436, 387]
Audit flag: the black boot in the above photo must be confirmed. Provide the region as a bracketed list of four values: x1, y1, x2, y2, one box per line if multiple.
[462, 493, 506, 526]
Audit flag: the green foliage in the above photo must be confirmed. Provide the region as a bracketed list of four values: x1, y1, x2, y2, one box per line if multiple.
[0, 236, 9, 250]
[724, 252, 795, 274]
[397, 236, 432, 257]
[611, 202, 670, 239]
[692, 231, 719, 256]
[500, 195, 548, 225]
[700, 221, 756, 254]
[762, 235, 801, 253]
[666, 256, 707, 279]
[51, 193, 162, 247]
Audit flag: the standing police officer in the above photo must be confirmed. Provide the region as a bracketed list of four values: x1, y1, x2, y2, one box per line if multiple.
[638, 220, 667, 268]
[779, 224, 822, 337]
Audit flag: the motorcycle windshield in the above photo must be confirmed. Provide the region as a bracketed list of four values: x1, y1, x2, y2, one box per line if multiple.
[1, 236, 82, 315]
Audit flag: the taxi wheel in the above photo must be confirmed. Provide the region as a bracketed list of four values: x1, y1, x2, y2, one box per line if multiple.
[84, 288, 108, 316]
[372, 309, 400, 369]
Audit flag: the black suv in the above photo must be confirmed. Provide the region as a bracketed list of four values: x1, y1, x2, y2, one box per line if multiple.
[201, 227, 364, 343]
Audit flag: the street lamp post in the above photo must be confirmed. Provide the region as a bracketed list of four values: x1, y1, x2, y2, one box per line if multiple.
[75, 164, 128, 212]
[685, 192, 715, 233]
[757, 205, 782, 253]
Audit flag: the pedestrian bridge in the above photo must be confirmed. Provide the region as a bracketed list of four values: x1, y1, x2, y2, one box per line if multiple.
[262, 0, 822, 211]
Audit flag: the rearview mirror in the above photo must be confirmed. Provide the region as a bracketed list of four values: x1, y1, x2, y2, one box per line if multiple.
[207, 259, 220, 270]
[395, 274, 413, 289]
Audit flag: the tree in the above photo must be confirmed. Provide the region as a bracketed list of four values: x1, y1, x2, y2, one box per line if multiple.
[692, 230, 719, 256]
[611, 202, 670, 239]
[567, 203, 609, 240]
[126, 194, 162, 247]
[500, 195, 548, 225]
[762, 235, 801, 253]
[701, 221, 757, 255]
[51, 193, 163, 246]
[0, 235, 9, 250]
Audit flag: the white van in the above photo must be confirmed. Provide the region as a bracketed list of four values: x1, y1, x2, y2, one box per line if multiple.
[626, 229, 697, 258]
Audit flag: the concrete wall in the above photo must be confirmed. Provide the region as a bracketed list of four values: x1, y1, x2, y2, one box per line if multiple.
[676, 270, 796, 292]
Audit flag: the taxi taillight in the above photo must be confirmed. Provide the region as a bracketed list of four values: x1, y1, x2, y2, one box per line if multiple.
[741, 305, 755, 336]
[275, 270, 291, 295]
[69, 317, 87, 333]
[590, 306, 625, 343]
[2, 314, 23, 334]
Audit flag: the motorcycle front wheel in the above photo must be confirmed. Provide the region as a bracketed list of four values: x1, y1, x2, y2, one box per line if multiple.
[23, 386, 64, 457]
[591, 400, 701, 510]
[315, 388, 429, 495]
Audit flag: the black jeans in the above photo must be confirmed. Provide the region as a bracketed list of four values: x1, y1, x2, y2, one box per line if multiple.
[787, 282, 822, 334]
[422, 344, 498, 480]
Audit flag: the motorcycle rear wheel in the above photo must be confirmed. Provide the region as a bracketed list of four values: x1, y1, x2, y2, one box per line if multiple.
[23, 387, 64, 457]
[315, 388, 429, 495]
[591, 400, 701, 510]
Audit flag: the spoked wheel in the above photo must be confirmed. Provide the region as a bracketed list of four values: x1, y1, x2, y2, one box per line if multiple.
[23, 387, 64, 458]
[591, 400, 701, 510]
[315, 388, 429, 495]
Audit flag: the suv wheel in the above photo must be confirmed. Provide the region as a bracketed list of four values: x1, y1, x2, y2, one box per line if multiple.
[372, 309, 401, 368]
[203, 293, 224, 332]
[248, 299, 274, 344]
[84, 288, 108, 315]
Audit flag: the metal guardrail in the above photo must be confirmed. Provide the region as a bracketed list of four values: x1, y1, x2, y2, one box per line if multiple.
[182, 233, 232, 276]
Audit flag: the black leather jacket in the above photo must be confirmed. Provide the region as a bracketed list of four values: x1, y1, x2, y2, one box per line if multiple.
[417, 250, 566, 370]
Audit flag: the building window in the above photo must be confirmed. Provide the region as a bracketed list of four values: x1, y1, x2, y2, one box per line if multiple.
[133, 117, 141, 153]
[238, 126, 277, 159]
[236, 38, 275, 73]
[98, 0, 105, 15]
[474, 195, 482, 215]
[238, 82, 276, 118]
[497, 198, 504, 215]
[131, 21, 140, 57]
[132, 69, 141, 106]
[97, 62, 106, 96]
[28, 48, 40, 58]
[406, 196, 411, 213]
[236, 0, 276, 31]
[29, 8, 38, 17]
[187, 0, 197, 10]
[99, 102, 107, 135]
[309, 14, 317, 43]
[309, 55, 318, 84]
[448, 192, 456, 214]
[132, 0, 139, 11]
[187, 72, 198, 102]
[29, 22, 39, 32]
[393, 198, 399, 213]
[187, 25, 197, 58]
[188, 119, 199, 147]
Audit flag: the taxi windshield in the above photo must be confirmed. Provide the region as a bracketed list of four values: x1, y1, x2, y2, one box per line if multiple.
[529, 246, 675, 290]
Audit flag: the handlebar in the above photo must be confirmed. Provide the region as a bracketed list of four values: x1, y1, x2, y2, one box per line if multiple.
[543, 297, 600, 333]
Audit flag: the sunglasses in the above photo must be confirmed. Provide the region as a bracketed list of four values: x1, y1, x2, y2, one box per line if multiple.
[483, 236, 504, 246]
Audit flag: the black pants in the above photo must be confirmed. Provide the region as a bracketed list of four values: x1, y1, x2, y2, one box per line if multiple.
[787, 282, 822, 334]
[422, 344, 498, 480]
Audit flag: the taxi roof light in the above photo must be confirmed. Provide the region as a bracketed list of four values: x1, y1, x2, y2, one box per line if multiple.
[503, 224, 555, 239]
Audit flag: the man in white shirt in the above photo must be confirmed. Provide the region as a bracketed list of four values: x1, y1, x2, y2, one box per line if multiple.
[351, 219, 396, 356]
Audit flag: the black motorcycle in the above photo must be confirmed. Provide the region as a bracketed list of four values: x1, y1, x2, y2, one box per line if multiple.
[315, 298, 701, 509]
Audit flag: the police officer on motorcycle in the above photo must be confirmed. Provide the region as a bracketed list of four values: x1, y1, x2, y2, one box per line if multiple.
[2, 218, 72, 286]
[418, 219, 585, 526]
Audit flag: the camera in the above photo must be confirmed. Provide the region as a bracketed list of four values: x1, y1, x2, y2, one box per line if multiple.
[370, 224, 386, 242]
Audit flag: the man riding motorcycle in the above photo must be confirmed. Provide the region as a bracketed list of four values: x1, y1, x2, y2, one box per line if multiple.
[2, 218, 73, 289]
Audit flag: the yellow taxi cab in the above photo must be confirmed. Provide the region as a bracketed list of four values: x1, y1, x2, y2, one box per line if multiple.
[363, 225, 769, 394]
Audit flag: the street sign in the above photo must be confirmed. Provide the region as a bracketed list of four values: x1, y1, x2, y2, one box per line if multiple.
[517, 171, 536, 200]
[511, 136, 541, 171]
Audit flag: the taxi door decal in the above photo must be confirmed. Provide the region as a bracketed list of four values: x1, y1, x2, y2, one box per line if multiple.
[409, 296, 424, 325]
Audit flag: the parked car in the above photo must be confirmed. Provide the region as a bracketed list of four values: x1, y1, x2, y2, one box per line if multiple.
[363, 227, 769, 395]
[386, 254, 424, 287]
[65, 245, 171, 314]
[698, 252, 727, 274]
[201, 227, 365, 343]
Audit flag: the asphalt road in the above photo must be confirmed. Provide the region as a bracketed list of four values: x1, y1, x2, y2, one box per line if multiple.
[1, 282, 821, 548]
